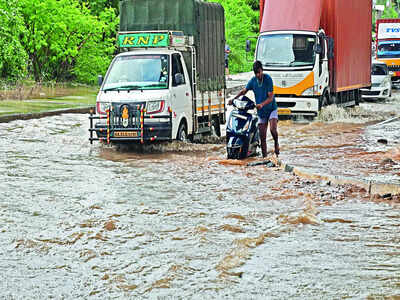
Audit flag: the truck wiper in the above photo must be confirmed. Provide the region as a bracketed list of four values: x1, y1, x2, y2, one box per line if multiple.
[142, 83, 168, 88]
[103, 85, 143, 92]
[263, 62, 288, 66]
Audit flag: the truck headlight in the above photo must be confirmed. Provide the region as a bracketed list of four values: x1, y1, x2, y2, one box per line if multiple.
[96, 102, 111, 115]
[146, 100, 165, 114]
[302, 86, 318, 96]
[381, 78, 390, 87]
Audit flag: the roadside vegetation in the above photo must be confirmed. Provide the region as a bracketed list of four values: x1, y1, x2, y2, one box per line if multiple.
[1, 0, 399, 88]
[373, 0, 400, 34]
[207, 0, 259, 74]
[0, 0, 259, 89]
[0, 0, 118, 86]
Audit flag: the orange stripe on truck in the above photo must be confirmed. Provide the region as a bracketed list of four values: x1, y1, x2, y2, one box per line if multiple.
[336, 83, 370, 92]
[376, 58, 400, 66]
[273, 72, 314, 96]
[197, 104, 224, 112]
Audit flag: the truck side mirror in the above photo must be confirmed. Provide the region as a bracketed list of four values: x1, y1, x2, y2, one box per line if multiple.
[314, 44, 322, 55]
[327, 37, 334, 59]
[98, 75, 103, 86]
[246, 40, 251, 53]
[174, 73, 184, 86]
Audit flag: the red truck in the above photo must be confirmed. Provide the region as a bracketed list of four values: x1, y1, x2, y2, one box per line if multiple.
[253, 0, 372, 117]
[376, 18, 400, 84]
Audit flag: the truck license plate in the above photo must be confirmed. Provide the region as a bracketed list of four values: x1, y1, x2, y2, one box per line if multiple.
[114, 131, 138, 137]
[278, 108, 291, 115]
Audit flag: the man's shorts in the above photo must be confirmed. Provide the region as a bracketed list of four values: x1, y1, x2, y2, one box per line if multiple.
[225, 59, 229, 68]
[258, 109, 278, 124]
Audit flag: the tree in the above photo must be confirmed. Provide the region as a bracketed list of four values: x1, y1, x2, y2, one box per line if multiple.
[79, 0, 119, 15]
[207, 0, 259, 73]
[0, 0, 28, 81]
[19, 0, 118, 83]
[73, 8, 119, 84]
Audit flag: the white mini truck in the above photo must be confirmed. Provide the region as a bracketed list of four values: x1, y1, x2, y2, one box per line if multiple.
[89, 0, 226, 144]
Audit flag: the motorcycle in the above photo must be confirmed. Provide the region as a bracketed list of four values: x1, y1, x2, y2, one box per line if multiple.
[226, 95, 259, 159]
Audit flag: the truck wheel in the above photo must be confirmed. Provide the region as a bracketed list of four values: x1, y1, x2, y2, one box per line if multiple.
[177, 122, 187, 142]
[319, 94, 329, 110]
[211, 119, 221, 137]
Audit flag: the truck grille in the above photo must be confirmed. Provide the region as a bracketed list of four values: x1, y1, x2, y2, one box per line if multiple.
[111, 102, 145, 128]
[277, 102, 296, 108]
[361, 90, 380, 96]
[388, 65, 400, 72]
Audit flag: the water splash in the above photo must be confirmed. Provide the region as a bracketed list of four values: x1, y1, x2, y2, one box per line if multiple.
[317, 104, 389, 123]
[115, 140, 224, 154]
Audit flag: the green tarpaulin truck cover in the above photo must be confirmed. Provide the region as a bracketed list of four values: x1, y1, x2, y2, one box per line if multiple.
[120, 0, 226, 92]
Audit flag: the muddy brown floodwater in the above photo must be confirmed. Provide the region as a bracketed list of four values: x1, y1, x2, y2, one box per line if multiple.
[1, 95, 400, 299]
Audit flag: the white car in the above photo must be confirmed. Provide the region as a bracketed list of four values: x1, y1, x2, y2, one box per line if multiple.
[361, 61, 392, 100]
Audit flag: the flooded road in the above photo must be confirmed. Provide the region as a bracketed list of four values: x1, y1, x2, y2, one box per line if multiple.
[1, 95, 400, 298]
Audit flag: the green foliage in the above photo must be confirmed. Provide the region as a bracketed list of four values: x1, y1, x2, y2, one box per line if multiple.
[19, 0, 118, 83]
[372, 1, 400, 35]
[73, 9, 119, 84]
[0, 0, 28, 81]
[79, 0, 119, 15]
[381, 6, 399, 19]
[208, 0, 259, 74]
[0, 0, 261, 83]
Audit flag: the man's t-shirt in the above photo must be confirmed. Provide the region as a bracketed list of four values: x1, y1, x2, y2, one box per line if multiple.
[245, 74, 277, 118]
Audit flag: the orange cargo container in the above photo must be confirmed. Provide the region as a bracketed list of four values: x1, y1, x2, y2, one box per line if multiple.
[320, 0, 372, 92]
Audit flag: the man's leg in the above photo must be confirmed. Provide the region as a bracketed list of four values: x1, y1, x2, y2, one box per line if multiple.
[269, 117, 279, 156]
[258, 122, 267, 158]
[225, 60, 230, 79]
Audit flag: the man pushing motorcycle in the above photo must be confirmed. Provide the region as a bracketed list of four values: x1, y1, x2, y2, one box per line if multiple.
[229, 60, 280, 157]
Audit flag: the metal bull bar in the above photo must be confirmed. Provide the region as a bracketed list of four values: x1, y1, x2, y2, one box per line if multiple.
[89, 103, 173, 144]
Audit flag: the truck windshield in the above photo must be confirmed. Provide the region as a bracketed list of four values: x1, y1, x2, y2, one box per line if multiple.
[257, 34, 316, 67]
[103, 54, 169, 91]
[372, 64, 388, 75]
[377, 41, 400, 58]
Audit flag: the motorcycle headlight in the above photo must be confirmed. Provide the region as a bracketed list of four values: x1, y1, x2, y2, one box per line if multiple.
[146, 100, 165, 114]
[233, 99, 248, 110]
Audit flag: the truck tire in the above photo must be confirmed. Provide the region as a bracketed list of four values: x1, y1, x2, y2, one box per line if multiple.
[177, 122, 187, 142]
[319, 93, 329, 110]
[211, 118, 221, 137]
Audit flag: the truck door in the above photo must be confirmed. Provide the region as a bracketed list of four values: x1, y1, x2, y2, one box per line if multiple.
[318, 33, 329, 95]
[171, 53, 192, 134]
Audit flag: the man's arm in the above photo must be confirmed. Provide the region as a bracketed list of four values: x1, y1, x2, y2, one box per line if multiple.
[256, 91, 273, 110]
[228, 88, 248, 105]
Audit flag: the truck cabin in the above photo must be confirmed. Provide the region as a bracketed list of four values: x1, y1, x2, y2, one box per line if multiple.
[101, 31, 193, 93]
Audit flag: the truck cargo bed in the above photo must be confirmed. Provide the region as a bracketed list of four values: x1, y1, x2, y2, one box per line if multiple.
[321, 0, 372, 92]
[119, 0, 225, 92]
